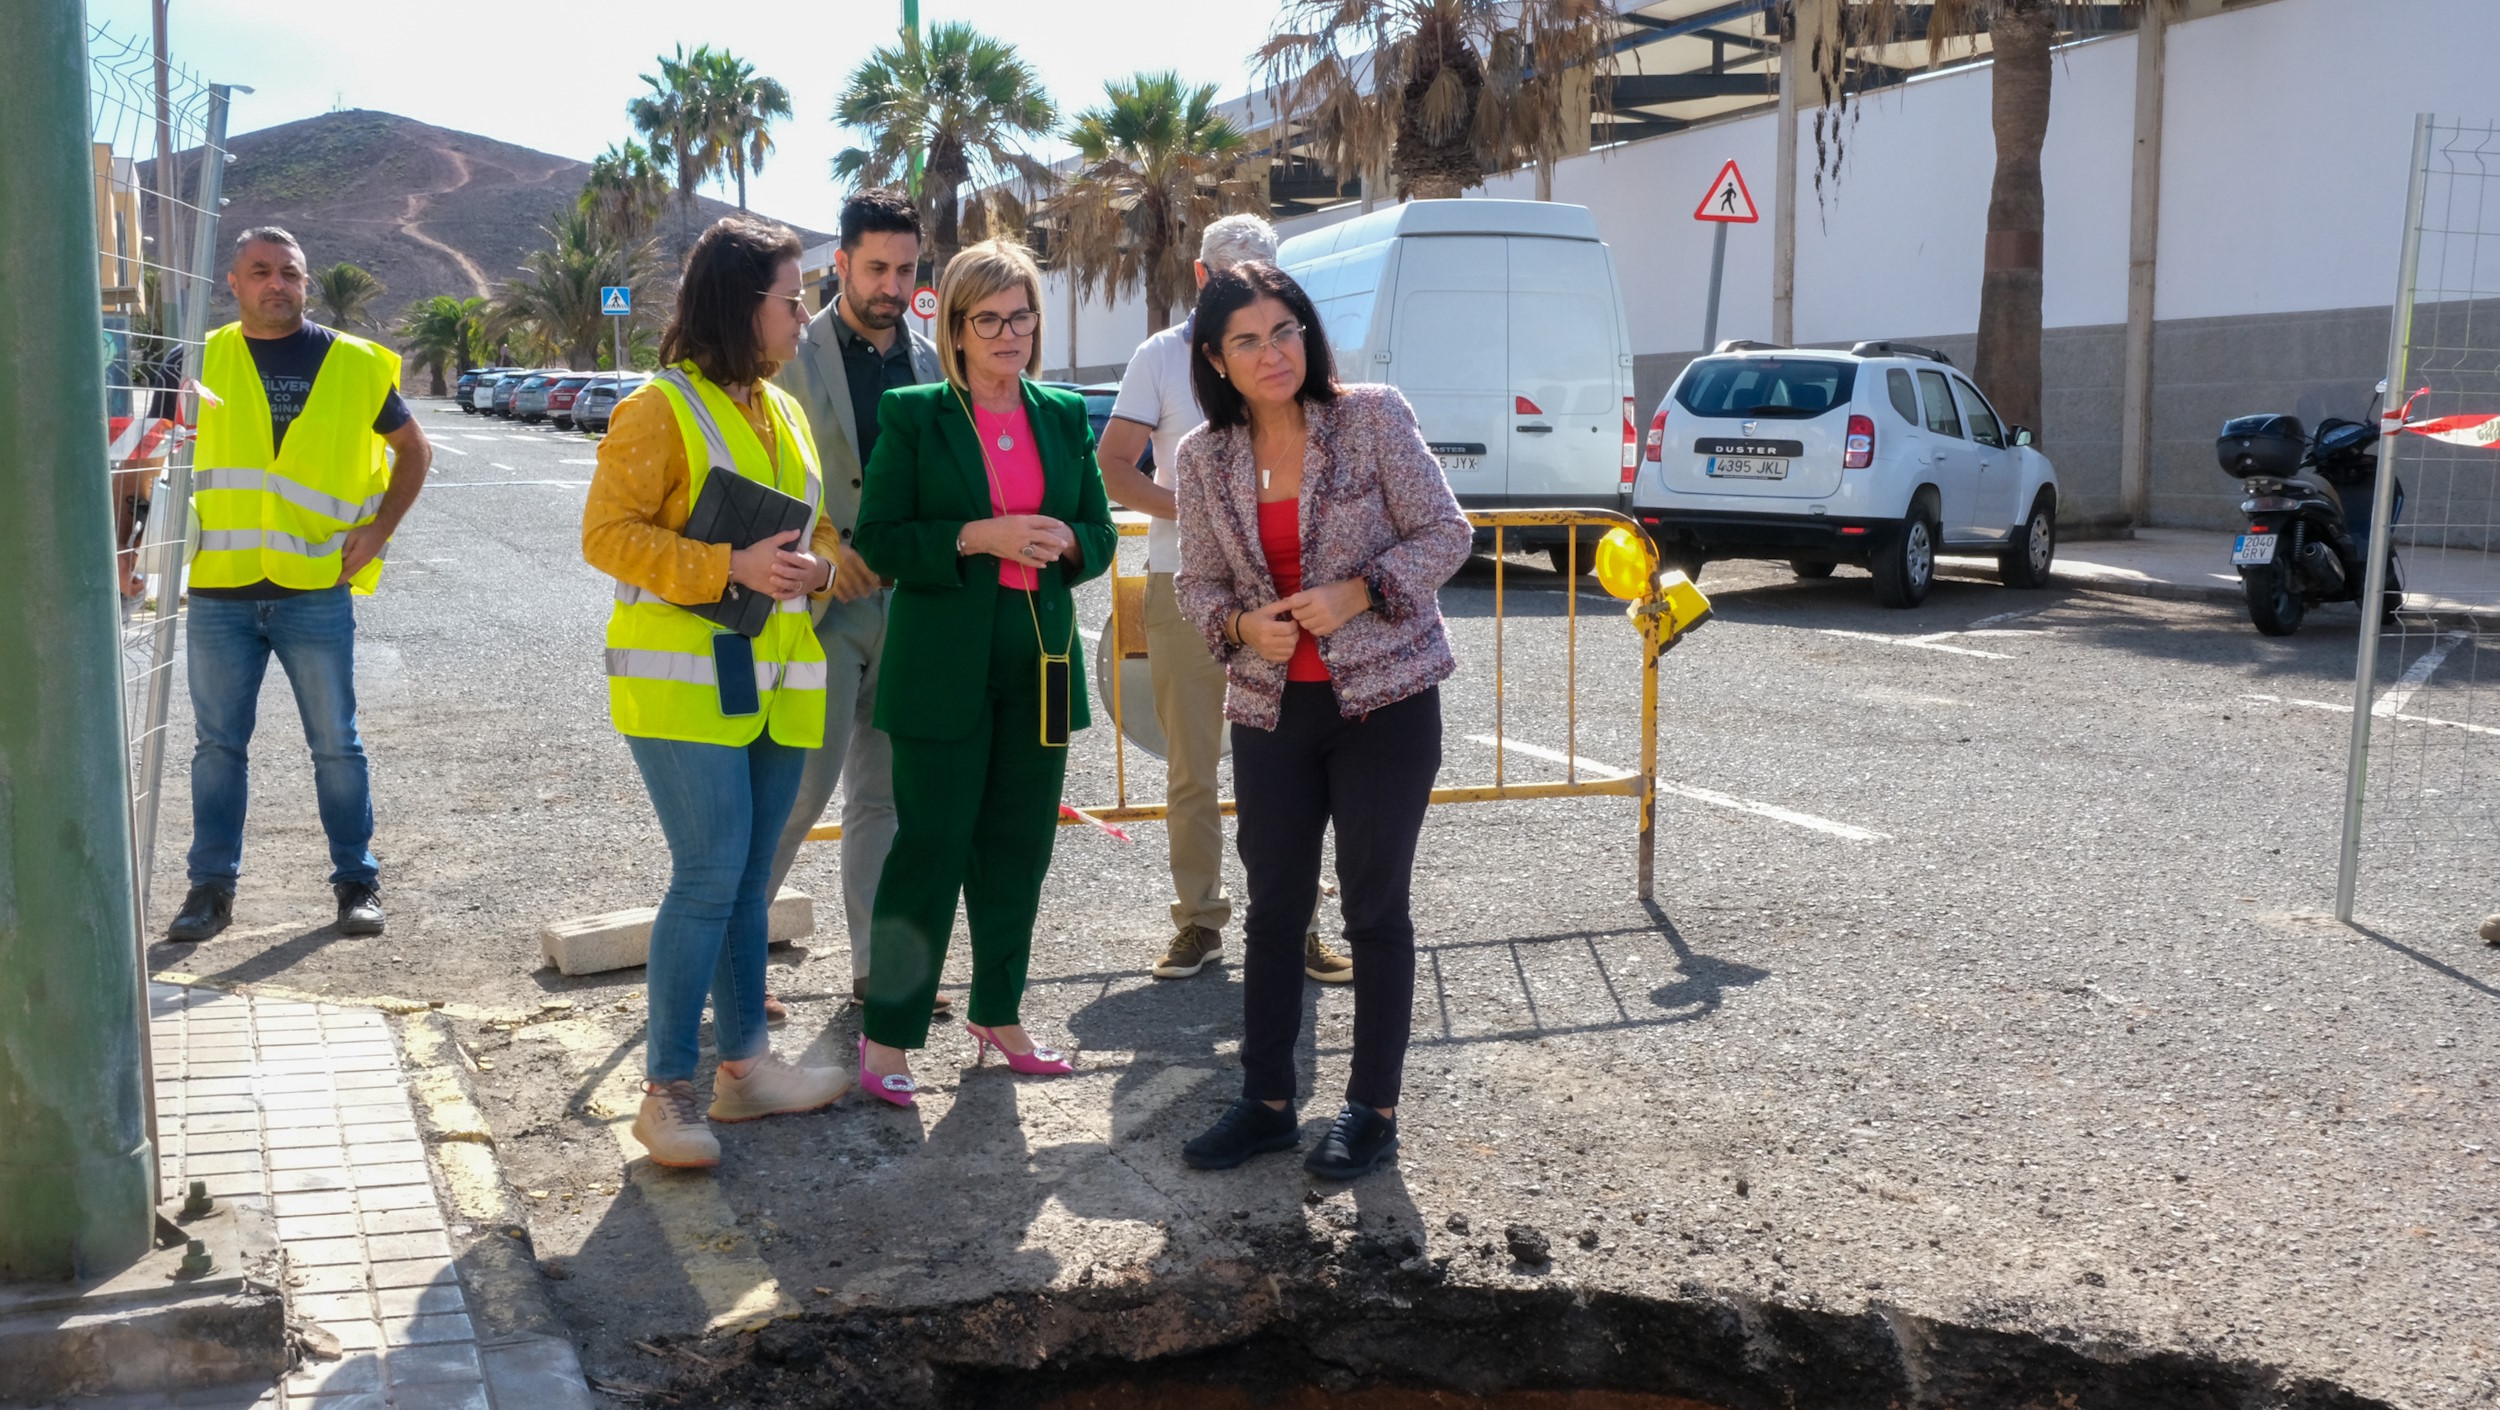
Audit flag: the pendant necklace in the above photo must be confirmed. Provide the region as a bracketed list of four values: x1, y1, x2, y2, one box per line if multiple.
[997, 433, 1015, 452]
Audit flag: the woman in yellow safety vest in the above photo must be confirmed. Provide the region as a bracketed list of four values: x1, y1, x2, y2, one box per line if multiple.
[581, 217, 852, 1171]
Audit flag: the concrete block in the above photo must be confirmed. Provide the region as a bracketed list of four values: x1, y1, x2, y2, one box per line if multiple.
[539, 887, 814, 976]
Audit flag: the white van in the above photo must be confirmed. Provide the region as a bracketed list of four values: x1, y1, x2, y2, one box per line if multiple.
[1277, 200, 1637, 571]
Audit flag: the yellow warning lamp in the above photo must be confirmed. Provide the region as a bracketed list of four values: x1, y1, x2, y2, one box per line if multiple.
[1639, 569, 1714, 651]
[1594, 527, 1655, 601]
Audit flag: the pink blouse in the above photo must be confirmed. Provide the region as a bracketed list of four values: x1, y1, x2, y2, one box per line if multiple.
[972, 402, 1046, 590]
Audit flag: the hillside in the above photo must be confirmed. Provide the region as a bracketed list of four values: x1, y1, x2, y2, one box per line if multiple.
[143, 110, 830, 324]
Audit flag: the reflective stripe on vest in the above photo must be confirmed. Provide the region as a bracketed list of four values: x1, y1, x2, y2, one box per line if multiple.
[613, 580, 808, 613]
[604, 647, 830, 693]
[194, 466, 386, 525]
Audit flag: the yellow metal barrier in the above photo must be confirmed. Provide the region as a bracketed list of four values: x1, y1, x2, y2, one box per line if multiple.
[807, 507, 1709, 900]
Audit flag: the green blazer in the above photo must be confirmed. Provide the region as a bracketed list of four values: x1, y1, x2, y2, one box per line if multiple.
[855, 379, 1118, 742]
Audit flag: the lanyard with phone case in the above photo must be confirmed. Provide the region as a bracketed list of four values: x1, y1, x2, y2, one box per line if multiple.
[954, 384, 1074, 747]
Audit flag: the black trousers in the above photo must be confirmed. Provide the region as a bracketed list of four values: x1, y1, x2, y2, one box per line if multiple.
[1232, 682, 1440, 1111]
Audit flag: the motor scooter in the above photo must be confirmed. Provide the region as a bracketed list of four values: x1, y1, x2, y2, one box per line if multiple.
[2216, 406, 2404, 636]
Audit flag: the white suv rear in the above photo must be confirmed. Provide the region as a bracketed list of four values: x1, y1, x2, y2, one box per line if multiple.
[1628, 342, 2059, 607]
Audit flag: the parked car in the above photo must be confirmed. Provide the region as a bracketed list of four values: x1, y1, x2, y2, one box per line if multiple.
[571, 373, 650, 434]
[1074, 383, 1152, 473]
[511, 371, 565, 422]
[1277, 199, 1637, 572]
[461, 368, 513, 413]
[1627, 340, 2058, 608]
[486, 372, 528, 417]
[546, 375, 595, 429]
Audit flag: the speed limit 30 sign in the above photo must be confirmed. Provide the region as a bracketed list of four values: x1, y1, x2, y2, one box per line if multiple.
[910, 286, 939, 321]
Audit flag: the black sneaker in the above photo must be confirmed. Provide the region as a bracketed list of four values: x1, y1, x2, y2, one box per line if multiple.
[1304, 1103, 1398, 1181]
[164, 885, 233, 943]
[334, 881, 385, 936]
[1181, 1097, 1300, 1171]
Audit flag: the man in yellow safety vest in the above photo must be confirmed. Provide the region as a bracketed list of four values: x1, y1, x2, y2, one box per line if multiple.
[164, 226, 431, 944]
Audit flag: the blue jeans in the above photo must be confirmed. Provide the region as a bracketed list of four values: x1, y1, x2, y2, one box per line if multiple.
[185, 586, 378, 890]
[627, 733, 807, 1083]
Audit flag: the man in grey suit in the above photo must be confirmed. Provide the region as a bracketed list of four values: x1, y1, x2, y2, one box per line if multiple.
[763, 189, 947, 1013]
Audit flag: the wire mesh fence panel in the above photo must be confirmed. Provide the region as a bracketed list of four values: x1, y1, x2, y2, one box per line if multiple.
[2336, 115, 2500, 946]
[89, 23, 235, 928]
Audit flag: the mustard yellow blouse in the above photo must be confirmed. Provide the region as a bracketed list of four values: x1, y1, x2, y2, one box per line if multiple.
[580, 382, 842, 605]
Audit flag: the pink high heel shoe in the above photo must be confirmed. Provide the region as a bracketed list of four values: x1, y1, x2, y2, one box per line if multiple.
[857, 1034, 917, 1108]
[966, 1023, 1075, 1076]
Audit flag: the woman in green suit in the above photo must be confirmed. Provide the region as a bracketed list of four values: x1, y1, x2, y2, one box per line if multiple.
[851, 239, 1118, 1103]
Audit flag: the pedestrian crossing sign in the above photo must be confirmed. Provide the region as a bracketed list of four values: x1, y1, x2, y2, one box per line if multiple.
[600, 286, 631, 316]
[1693, 160, 1759, 224]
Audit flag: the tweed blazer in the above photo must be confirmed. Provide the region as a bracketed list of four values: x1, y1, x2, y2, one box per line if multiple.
[1173, 383, 1472, 730]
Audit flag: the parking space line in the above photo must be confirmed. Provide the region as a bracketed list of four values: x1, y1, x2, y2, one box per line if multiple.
[2375, 631, 2468, 717]
[428, 479, 590, 489]
[561, 458, 598, 465]
[435, 443, 468, 456]
[1967, 606, 2049, 629]
[1816, 628, 2012, 659]
[1462, 735, 1890, 842]
[2241, 687, 2500, 737]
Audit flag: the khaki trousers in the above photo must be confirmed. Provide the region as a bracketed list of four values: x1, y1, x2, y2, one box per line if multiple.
[1143, 572, 1232, 934]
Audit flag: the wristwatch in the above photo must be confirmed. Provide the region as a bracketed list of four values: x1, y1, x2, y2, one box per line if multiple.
[1361, 571, 1388, 617]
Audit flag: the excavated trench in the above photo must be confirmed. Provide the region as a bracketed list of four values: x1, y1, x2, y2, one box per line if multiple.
[637, 1259, 2390, 1410]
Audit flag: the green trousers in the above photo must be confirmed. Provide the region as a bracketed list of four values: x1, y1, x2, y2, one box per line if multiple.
[862, 589, 1070, 1050]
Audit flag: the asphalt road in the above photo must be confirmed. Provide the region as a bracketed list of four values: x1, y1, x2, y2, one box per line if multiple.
[142, 398, 2500, 1406]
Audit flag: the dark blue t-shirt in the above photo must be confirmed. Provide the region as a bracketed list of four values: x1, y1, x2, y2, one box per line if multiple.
[193, 323, 412, 600]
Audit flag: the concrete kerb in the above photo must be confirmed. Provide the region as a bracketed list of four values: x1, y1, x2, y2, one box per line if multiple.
[541, 887, 815, 977]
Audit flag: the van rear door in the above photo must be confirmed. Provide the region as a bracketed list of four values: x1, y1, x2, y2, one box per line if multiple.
[1384, 235, 1506, 503]
[1506, 236, 1619, 505]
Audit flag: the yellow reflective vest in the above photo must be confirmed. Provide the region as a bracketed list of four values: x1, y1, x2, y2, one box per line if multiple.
[603, 367, 828, 749]
[192, 323, 401, 595]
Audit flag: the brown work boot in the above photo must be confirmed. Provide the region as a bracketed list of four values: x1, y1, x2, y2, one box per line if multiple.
[1304, 930, 1353, 984]
[1154, 924, 1223, 979]
[708, 1054, 852, 1123]
[851, 978, 951, 1012]
[632, 1080, 720, 1169]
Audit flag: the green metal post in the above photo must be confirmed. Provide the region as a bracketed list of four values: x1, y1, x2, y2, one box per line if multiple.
[0, 0, 157, 1280]
[903, 0, 922, 198]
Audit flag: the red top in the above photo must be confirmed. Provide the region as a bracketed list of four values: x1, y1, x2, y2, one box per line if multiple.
[1256, 497, 1330, 682]
[972, 403, 1046, 590]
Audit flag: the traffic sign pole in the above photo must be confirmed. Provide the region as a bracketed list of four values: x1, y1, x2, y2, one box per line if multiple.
[1702, 221, 1729, 353]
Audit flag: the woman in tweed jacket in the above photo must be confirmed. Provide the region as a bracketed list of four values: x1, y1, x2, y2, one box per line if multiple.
[1170, 261, 1472, 1181]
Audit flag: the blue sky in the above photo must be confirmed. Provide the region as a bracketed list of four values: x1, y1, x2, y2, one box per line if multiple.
[88, 0, 1278, 233]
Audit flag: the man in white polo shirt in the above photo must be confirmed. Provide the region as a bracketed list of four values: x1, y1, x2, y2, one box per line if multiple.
[1096, 214, 1352, 986]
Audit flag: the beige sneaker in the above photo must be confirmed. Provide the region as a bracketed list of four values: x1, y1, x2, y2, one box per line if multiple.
[1304, 930, 1354, 984]
[2482, 913, 2500, 944]
[707, 1054, 851, 1123]
[632, 1080, 720, 1169]
[1154, 924, 1223, 979]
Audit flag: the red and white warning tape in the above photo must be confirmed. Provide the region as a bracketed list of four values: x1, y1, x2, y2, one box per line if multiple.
[2385, 386, 2500, 449]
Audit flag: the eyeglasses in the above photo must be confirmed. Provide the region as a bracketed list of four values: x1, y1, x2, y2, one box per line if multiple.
[965, 308, 1038, 340]
[1223, 322, 1305, 360]
[756, 290, 807, 317]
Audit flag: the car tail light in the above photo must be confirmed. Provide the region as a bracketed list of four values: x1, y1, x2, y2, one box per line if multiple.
[1643, 409, 1668, 463]
[1839, 525, 1868, 536]
[1844, 414, 1875, 469]
[1515, 395, 1543, 416]
[1620, 397, 1638, 482]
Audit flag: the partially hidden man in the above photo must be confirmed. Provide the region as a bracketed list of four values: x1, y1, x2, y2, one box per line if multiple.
[166, 227, 431, 944]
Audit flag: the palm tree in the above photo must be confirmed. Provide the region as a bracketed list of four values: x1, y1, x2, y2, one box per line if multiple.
[833, 22, 1057, 276]
[1792, 0, 2151, 438]
[396, 294, 486, 396]
[312, 262, 386, 332]
[699, 50, 793, 211]
[581, 140, 673, 244]
[1258, 0, 1621, 203]
[1049, 73, 1262, 333]
[489, 207, 659, 370]
[629, 45, 724, 234]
